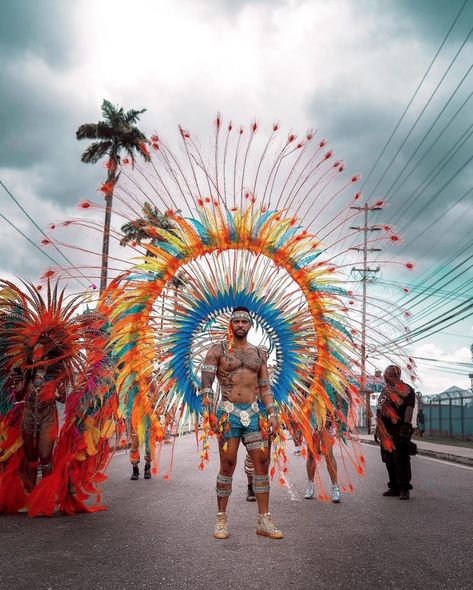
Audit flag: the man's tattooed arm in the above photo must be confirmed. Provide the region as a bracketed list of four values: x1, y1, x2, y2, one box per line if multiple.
[257, 350, 275, 412]
[200, 344, 220, 408]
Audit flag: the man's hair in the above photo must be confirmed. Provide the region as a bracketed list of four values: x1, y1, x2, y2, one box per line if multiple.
[232, 306, 250, 314]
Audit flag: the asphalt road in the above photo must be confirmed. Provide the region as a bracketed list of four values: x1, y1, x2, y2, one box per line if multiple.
[1, 436, 472, 590]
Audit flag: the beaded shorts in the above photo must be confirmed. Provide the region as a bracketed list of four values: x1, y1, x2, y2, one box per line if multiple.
[217, 401, 261, 440]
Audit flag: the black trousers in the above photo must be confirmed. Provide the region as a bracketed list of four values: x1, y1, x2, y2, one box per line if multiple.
[381, 437, 412, 492]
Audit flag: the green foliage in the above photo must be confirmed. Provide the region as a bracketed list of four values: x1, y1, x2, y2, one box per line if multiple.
[76, 99, 150, 166]
[119, 202, 180, 247]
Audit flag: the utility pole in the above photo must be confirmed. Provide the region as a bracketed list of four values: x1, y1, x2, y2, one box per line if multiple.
[350, 202, 383, 434]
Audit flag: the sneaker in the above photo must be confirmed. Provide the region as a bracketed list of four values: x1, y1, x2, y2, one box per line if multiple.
[331, 484, 341, 503]
[130, 465, 139, 480]
[256, 513, 283, 539]
[382, 488, 400, 497]
[213, 512, 229, 539]
[246, 484, 256, 502]
[293, 447, 301, 455]
[399, 490, 410, 500]
[304, 481, 315, 499]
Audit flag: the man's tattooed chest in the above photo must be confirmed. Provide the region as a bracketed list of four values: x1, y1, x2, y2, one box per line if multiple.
[220, 348, 262, 373]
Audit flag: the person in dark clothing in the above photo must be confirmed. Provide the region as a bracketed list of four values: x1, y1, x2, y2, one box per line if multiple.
[375, 365, 415, 500]
[416, 409, 426, 437]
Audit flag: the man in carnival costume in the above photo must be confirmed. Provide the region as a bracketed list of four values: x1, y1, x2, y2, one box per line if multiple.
[201, 306, 283, 540]
[375, 364, 415, 500]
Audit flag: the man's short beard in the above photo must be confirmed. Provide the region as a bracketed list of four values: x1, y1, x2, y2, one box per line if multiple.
[232, 329, 248, 340]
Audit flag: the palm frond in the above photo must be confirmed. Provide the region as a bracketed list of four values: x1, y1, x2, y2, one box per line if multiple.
[101, 99, 120, 122]
[76, 123, 99, 140]
[125, 108, 147, 125]
[80, 141, 112, 164]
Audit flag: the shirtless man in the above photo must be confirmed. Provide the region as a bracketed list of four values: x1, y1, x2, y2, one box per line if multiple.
[201, 307, 283, 540]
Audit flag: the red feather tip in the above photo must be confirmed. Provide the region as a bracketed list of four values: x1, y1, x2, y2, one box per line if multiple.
[41, 270, 55, 279]
[99, 182, 113, 194]
[138, 142, 149, 155]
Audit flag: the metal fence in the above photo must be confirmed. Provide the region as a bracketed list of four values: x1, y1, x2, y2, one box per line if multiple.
[422, 390, 473, 441]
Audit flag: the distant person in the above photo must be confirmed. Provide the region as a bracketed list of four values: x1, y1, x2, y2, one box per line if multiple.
[304, 418, 341, 503]
[375, 365, 415, 500]
[416, 409, 426, 437]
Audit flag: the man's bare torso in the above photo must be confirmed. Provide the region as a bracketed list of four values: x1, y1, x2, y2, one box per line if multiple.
[212, 342, 264, 403]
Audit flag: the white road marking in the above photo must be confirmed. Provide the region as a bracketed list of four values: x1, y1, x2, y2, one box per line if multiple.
[360, 441, 473, 471]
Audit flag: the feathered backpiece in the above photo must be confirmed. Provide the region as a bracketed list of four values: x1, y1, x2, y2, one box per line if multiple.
[0, 280, 89, 384]
[0, 280, 116, 516]
[47, 115, 415, 498]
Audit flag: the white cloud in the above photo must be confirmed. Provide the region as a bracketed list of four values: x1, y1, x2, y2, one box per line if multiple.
[412, 341, 472, 395]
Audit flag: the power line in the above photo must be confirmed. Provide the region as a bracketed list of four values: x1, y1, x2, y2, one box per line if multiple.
[360, 0, 471, 193]
[0, 179, 89, 288]
[367, 20, 473, 198]
[0, 209, 73, 277]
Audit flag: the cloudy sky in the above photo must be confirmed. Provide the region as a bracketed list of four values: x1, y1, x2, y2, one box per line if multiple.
[1, 0, 472, 394]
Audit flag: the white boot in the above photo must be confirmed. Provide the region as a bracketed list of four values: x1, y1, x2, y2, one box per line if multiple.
[213, 512, 229, 539]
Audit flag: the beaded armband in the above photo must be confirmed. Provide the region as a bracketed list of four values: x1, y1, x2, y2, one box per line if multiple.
[200, 388, 213, 396]
[258, 378, 270, 386]
[201, 364, 218, 374]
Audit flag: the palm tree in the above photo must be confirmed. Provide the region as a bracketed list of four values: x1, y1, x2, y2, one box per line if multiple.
[119, 206, 188, 336]
[119, 202, 179, 249]
[76, 99, 151, 294]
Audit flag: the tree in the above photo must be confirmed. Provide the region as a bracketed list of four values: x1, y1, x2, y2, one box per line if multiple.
[119, 202, 178, 249]
[119, 204, 188, 336]
[76, 99, 150, 294]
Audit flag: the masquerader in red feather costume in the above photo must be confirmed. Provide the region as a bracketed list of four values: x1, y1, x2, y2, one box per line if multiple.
[0, 280, 113, 515]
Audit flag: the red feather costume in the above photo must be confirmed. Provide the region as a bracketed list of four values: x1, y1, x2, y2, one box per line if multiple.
[0, 280, 115, 516]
